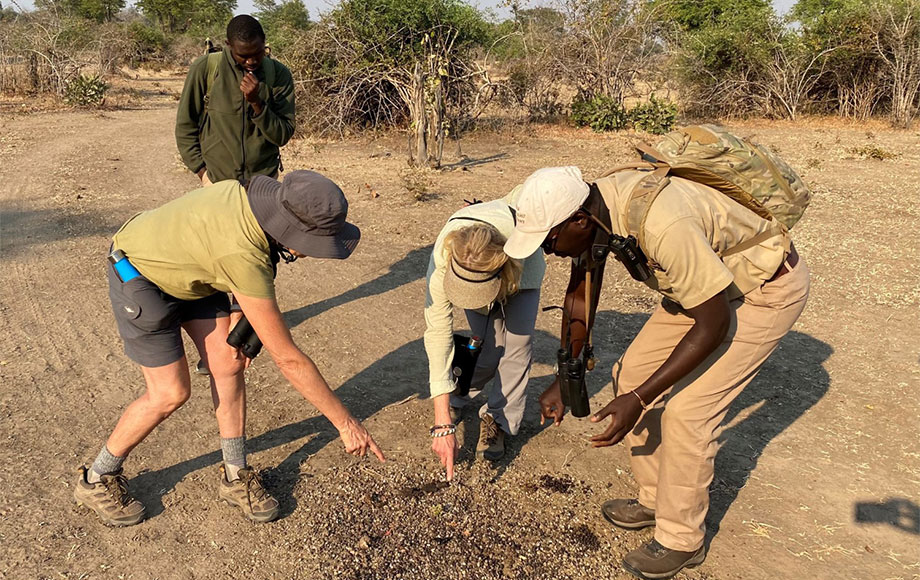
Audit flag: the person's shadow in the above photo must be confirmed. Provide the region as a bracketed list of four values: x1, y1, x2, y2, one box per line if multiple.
[854, 498, 920, 534]
[705, 330, 833, 544]
[459, 309, 653, 481]
[131, 339, 429, 518]
[283, 245, 432, 329]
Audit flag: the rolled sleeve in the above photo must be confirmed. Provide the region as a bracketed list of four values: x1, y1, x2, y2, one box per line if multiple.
[423, 251, 457, 398]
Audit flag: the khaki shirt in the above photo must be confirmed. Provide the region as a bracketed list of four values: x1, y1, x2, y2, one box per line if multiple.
[424, 189, 547, 398]
[595, 171, 790, 309]
[112, 180, 275, 301]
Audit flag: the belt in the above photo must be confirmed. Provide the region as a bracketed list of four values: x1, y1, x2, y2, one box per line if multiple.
[769, 243, 799, 282]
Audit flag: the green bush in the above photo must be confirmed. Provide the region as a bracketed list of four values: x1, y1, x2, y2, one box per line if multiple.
[571, 94, 628, 132]
[65, 74, 107, 105]
[128, 20, 170, 64]
[628, 95, 678, 134]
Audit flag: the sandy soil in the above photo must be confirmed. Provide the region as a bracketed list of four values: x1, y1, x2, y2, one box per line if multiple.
[0, 73, 918, 580]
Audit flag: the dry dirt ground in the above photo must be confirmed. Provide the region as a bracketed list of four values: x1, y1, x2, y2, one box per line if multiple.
[1, 72, 918, 580]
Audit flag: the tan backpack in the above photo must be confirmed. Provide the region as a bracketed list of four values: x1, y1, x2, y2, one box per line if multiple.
[601, 124, 811, 259]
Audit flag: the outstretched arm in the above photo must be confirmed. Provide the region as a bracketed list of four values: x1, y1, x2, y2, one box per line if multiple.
[590, 289, 731, 447]
[234, 293, 385, 461]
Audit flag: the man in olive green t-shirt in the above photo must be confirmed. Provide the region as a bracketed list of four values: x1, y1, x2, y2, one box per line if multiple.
[74, 172, 384, 527]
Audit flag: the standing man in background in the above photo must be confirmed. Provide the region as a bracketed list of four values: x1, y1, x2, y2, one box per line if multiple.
[176, 14, 295, 185]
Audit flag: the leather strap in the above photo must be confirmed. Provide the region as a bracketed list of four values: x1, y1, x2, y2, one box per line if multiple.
[769, 244, 799, 281]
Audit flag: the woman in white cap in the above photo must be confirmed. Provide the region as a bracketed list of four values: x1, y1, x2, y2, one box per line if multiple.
[424, 189, 546, 480]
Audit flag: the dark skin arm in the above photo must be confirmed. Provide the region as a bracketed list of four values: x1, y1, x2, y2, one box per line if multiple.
[589, 289, 732, 447]
[539, 260, 588, 426]
[240, 72, 264, 116]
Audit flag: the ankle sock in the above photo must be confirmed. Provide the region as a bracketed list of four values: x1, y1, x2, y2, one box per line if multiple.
[220, 436, 247, 481]
[89, 446, 125, 484]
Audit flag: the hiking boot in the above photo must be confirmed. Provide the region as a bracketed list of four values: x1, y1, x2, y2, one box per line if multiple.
[218, 466, 279, 523]
[73, 466, 146, 527]
[601, 498, 656, 529]
[476, 413, 505, 461]
[622, 539, 706, 579]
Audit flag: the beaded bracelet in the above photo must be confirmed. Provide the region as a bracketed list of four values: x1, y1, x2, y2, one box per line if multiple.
[429, 424, 457, 437]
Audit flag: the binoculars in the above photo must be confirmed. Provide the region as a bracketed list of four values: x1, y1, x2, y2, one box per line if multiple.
[226, 315, 263, 359]
[556, 348, 591, 418]
[593, 234, 652, 282]
[451, 334, 482, 397]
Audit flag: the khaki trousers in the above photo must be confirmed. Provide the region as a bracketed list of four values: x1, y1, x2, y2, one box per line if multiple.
[451, 289, 540, 436]
[613, 256, 810, 551]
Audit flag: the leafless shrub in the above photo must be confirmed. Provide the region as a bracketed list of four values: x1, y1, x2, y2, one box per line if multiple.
[281, 0, 489, 168]
[554, 0, 663, 104]
[872, 0, 920, 128]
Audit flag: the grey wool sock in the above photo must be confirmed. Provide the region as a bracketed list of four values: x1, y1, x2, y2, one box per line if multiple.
[89, 446, 125, 484]
[221, 436, 247, 481]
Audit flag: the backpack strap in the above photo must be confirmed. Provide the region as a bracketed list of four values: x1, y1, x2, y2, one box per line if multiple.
[599, 161, 659, 179]
[203, 52, 221, 113]
[635, 142, 666, 164]
[625, 166, 671, 253]
[720, 223, 787, 258]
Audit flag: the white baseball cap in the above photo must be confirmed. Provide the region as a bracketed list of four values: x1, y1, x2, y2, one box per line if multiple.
[503, 166, 589, 259]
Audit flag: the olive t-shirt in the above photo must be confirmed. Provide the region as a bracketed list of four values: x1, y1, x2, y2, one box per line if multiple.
[595, 171, 790, 309]
[112, 180, 275, 301]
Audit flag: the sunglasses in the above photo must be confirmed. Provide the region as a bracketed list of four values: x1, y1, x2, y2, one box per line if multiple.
[541, 222, 565, 254]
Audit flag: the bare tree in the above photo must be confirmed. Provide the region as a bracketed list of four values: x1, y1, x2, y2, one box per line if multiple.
[554, 0, 662, 102]
[873, 0, 920, 128]
[284, 0, 487, 168]
[754, 21, 838, 121]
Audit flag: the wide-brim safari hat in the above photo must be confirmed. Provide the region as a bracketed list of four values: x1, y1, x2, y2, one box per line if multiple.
[443, 258, 502, 310]
[247, 171, 360, 259]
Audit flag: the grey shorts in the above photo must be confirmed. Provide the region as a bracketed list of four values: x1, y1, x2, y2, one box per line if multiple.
[107, 264, 230, 367]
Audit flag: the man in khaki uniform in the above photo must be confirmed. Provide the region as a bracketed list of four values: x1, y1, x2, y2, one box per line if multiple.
[503, 167, 810, 579]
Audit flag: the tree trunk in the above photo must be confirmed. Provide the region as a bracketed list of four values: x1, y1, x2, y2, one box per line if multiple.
[408, 62, 428, 167]
[427, 75, 445, 168]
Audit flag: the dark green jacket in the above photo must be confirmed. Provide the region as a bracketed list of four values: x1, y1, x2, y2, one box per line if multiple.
[175, 47, 295, 183]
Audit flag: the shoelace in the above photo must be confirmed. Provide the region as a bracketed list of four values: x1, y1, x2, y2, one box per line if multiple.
[481, 418, 500, 446]
[242, 470, 270, 503]
[104, 474, 131, 507]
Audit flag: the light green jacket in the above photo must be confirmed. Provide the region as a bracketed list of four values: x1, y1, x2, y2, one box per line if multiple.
[424, 188, 547, 398]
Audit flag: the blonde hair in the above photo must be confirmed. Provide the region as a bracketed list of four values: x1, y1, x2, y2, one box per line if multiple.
[443, 224, 523, 303]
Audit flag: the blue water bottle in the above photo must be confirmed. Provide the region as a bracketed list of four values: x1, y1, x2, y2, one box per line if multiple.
[108, 249, 142, 283]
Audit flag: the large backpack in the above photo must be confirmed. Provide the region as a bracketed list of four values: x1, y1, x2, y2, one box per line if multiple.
[601, 124, 811, 259]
